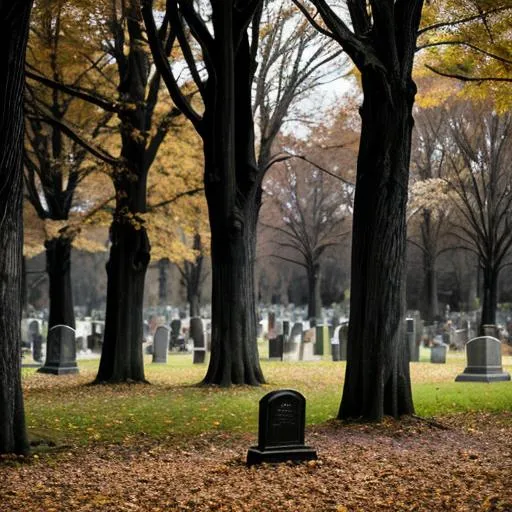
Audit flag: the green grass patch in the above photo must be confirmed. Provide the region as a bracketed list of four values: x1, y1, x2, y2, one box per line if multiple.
[22, 352, 512, 447]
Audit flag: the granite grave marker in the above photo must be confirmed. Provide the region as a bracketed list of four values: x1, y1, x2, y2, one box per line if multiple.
[246, 389, 317, 465]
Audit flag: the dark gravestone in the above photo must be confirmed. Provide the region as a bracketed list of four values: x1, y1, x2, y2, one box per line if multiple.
[247, 389, 317, 465]
[190, 317, 206, 364]
[314, 325, 324, 356]
[153, 326, 170, 363]
[29, 320, 42, 363]
[170, 319, 182, 351]
[455, 336, 511, 382]
[38, 325, 79, 375]
[269, 335, 284, 360]
[406, 317, 419, 362]
[339, 323, 348, 361]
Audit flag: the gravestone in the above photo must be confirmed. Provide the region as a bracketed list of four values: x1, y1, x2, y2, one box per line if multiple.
[314, 325, 324, 356]
[406, 317, 419, 362]
[284, 322, 302, 361]
[455, 336, 511, 382]
[153, 326, 170, 363]
[246, 389, 317, 465]
[331, 326, 341, 361]
[29, 320, 43, 363]
[38, 325, 79, 375]
[269, 335, 284, 360]
[190, 317, 206, 364]
[268, 312, 276, 340]
[339, 323, 349, 361]
[431, 344, 447, 364]
[170, 319, 182, 350]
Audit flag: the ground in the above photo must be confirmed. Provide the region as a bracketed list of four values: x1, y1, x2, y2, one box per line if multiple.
[1, 412, 510, 511]
[1, 352, 511, 511]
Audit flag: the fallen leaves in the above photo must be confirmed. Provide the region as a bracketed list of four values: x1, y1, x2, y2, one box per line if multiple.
[0, 412, 511, 511]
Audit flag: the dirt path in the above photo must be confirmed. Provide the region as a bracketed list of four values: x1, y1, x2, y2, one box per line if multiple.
[1, 412, 511, 511]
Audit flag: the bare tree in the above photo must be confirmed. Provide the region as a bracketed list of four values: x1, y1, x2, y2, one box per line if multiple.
[263, 161, 350, 319]
[443, 102, 512, 331]
[408, 107, 450, 322]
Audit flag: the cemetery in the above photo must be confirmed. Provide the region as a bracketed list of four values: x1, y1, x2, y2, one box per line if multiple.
[3, 305, 511, 511]
[2, 0, 512, 511]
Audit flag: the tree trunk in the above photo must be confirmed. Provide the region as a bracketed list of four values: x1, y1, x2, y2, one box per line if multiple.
[0, 0, 32, 455]
[480, 266, 499, 333]
[203, 197, 264, 385]
[95, 219, 150, 383]
[200, 13, 264, 386]
[158, 258, 169, 306]
[45, 236, 75, 329]
[339, 75, 416, 421]
[186, 234, 203, 318]
[307, 263, 322, 321]
[420, 210, 439, 323]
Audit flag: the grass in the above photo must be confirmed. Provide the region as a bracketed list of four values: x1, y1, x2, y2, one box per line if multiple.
[22, 350, 512, 447]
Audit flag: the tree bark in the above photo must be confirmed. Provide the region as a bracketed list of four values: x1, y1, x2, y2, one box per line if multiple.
[95, 3, 154, 383]
[339, 74, 416, 421]
[45, 236, 75, 329]
[95, 219, 150, 383]
[307, 263, 322, 321]
[203, 192, 264, 385]
[158, 258, 169, 306]
[200, 12, 264, 386]
[480, 266, 499, 332]
[0, 0, 32, 455]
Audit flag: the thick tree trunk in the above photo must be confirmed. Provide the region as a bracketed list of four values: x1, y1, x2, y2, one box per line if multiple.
[339, 75, 416, 421]
[203, 198, 264, 386]
[45, 236, 75, 329]
[480, 266, 499, 333]
[200, 14, 264, 386]
[95, 219, 150, 383]
[0, 0, 32, 455]
[307, 263, 322, 321]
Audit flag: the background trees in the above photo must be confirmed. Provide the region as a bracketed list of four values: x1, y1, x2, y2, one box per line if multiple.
[443, 102, 512, 331]
[260, 108, 357, 319]
[0, 0, 32, 456]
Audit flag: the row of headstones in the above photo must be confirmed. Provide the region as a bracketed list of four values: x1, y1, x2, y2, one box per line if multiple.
[152, 317, 206, 364]
[267, 317, 349, 362]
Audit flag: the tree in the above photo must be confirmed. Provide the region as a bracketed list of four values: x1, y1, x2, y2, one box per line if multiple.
[143, 0, 269, 386]
[261, 110, 356, 319]
[142, 0, 348, 385]
[0, 0, 32, 455]
[253, 0, 349, 170]
[292, 0, 424, 420]
[24, 0, 113, 334]
[443, 102, 512, 331]
[263, 161, 350, 319]
[28, 0, 182, 383]
[417, 1, 512, 110]
[408, 106, 450, 322]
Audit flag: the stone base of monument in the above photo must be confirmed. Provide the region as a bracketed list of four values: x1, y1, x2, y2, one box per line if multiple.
[455, 369, 510, 382]
[247, 445, 317, 466]
[455, 336, 511, 383]
[193, 347, 206, 364]
[38, 325, 79, 375]
[38, 363, 79, 375]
